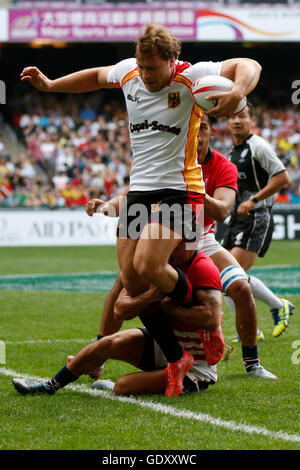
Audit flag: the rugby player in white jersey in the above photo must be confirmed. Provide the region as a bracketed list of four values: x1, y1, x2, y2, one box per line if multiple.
[20, 24, 262, 394]
[86, 114, 278, 380]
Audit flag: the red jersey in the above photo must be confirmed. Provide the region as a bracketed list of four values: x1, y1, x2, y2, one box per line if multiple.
[202, 147, 238, 236]
[171, 251, 224, 365]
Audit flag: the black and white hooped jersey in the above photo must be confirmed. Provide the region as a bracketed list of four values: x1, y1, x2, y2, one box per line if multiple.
[227, 133, 285, 210]
[107, 58, 222, 194]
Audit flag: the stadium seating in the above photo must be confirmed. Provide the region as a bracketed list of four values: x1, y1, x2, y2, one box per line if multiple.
[1, 89, 299, 208]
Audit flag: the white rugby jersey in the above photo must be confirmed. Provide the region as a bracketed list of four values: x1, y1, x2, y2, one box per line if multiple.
[107, 58, 222, 193]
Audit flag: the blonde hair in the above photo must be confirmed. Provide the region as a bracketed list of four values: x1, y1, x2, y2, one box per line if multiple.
[136, 23, 181, 61]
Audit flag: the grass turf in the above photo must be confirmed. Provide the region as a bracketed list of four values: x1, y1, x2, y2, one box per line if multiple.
[0, 241, 300, 450]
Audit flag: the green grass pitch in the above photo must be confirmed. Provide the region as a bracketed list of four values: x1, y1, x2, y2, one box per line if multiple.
[0, 241, 300, 450]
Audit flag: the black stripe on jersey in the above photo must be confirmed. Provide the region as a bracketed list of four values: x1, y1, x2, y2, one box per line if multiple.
[214, 185, 237, 192]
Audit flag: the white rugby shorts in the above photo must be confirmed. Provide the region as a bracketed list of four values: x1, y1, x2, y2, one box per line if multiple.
[199, 233, 227, 257]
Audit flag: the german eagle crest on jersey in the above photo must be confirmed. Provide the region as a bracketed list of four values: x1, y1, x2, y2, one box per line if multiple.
[168, 92, 180, 109]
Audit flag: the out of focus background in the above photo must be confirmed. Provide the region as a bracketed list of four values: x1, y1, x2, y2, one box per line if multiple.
[0, 0, 300, 246]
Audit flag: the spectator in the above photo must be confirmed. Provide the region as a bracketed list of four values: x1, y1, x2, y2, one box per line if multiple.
[277, 130, 294, 154]
[90, 115, 107, 136]
[290, 185, 300, 203]
[24, 183, 43, 208]
[52, 171, 69, 192]
[11, 185, 29, 208]
[103, 167, 117, 199]
[41, 183, 64, 209]
[90, 154, 105, 176]
[55, 144, 75, 177]
[15, 152, 36, 180]
[0, 135, 5, 154]
[0, 155, 12, 181]
[274, 187, 291, 204]
[61, 182, 89, 208]
[88, 171, 105, 194]
[83, 137, 100, 161]
[0, 177, 13, 204]
[79, 101, 97, 121]
[288, 142, 300, 182]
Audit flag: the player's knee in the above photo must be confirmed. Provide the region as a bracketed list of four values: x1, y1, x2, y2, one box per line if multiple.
[220, 265, 248, 296]
[100, 333, 124, 355]
[227, 278, 252, 303]
[119, 269, 145, 298]
[133, 253, 162, 281]
[132, 251, 148, 277]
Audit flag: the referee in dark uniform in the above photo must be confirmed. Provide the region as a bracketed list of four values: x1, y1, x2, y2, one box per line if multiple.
[222, 102, 295, 336]
[222, 102, 289, 269]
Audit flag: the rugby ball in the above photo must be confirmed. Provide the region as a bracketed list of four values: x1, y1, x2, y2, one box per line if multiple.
[190, 75, 247, 115]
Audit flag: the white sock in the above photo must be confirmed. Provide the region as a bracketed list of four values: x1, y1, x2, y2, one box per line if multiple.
[248, 275, 283, 309]
[224, 294, 236, 314]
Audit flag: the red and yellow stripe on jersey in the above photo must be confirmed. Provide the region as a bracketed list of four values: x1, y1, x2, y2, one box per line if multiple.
[183, 104, 204, 194]
[121, 68, 139, 88]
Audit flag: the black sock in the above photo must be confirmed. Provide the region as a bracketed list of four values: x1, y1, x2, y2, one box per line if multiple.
[50, 365, 79, 391]
[167, 266, 192, 306]
[139, 303, 183, 363]
[97, 334, 103, 341]
[242, 345, 259, 372]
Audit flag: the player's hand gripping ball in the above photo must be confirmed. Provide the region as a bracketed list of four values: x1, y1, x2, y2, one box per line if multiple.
[191, 75, 247, 115]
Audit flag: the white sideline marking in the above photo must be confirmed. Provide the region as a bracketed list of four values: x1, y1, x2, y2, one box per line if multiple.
[2, 367, 300, 444]
[5, 338, 93, 345]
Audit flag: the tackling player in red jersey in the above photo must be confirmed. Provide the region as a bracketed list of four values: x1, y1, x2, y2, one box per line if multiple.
[12, 242, 224, 397]
[196, 114, 277, 379]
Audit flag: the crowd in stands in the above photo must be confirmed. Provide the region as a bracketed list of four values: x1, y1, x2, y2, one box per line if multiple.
[0, 91, 131, 209]
[1, 90, 300, 209]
